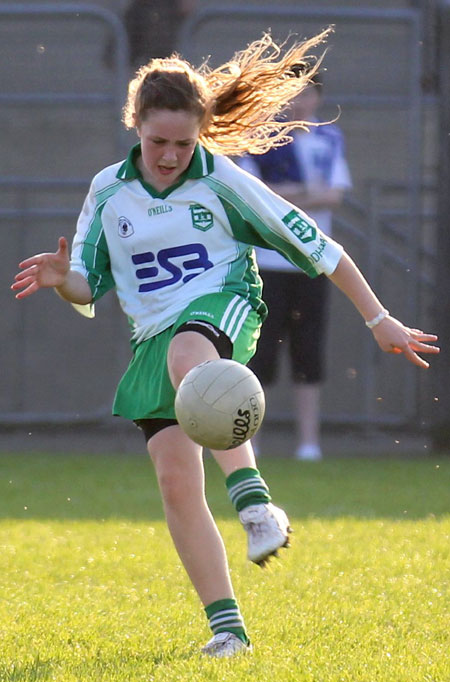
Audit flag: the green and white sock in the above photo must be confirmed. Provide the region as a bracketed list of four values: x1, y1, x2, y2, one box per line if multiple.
[205, 598, 249, 644]
[226, 467, 271, 512]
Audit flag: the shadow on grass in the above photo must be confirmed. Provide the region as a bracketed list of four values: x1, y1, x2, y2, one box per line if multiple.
[0, 647, 190, 681]
[0, 451, 449, 522]
[0, 657, 52, 682]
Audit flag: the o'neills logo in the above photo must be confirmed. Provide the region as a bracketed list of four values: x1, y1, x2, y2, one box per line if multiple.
[148, 204, 173, 217]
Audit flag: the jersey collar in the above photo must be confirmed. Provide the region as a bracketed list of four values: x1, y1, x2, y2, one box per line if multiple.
[116, 143, 215, 198]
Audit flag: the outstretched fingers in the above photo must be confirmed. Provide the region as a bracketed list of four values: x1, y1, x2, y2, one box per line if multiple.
[13, 278, 40, 300]
[11, 261, 41, 298]
[18, 254, 43, 270]
[401, 345, 431, 369]
[409, 340, 440, 353]
[407, 330, 440, 356]
[13, 263, 39, 283]
[393, 332, 440, 368]
[407, 329, 439, 343]
[11, 237, 71, 300]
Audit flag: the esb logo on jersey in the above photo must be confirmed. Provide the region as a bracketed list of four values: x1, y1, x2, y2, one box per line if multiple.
[132, 243, 213, 292]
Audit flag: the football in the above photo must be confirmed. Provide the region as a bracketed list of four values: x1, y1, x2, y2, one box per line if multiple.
[174, 359, 265, 450]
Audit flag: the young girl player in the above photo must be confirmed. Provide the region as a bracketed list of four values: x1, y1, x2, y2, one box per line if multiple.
[11, 29, 439, 657]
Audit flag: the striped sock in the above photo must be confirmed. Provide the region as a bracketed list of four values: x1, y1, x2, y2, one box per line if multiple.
[205, 598, 249, 644]
[226, 467, 271, 512]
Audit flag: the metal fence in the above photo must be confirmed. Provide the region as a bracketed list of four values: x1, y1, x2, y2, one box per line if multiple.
[1, 3, 130, 425]
[1, 3, 439, 430]
[180, 5, 436, 428]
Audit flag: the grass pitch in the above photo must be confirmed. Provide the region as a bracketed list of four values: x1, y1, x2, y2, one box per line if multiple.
[0, 451, 448, 681]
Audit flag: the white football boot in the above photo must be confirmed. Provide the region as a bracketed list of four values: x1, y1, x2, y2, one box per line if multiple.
[201, 632, 251, 658]
[239, 503, 292, 566]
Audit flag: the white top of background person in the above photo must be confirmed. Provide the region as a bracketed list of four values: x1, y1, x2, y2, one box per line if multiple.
[238, 72, 352, 460]
[240, 72, 352, 263]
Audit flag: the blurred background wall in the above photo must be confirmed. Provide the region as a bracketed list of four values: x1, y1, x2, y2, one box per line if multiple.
[0, 0, 447, 446]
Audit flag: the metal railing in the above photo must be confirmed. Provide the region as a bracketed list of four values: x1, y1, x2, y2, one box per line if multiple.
[180, 5, 433, 429]
[1, 3, 130, 426]
[1, 3, 439, 430]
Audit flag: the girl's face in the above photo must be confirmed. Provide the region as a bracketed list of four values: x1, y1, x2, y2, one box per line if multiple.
[135, 109, 201, 192]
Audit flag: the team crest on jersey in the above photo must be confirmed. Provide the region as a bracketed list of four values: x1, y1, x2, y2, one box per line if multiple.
[118, 216, 134, 238]
[189, 204, 213, 231]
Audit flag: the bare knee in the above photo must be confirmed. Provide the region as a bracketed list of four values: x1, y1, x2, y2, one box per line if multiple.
[156, 464, 191, 510]
[167, 331, 219, 389]
[147, 426, 205, 512]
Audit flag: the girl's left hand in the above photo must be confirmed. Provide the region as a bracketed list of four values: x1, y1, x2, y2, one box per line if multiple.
[371, 316, 440, 368]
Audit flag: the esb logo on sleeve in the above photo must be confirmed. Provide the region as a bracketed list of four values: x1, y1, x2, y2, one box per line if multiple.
[282, 209, 317, 243]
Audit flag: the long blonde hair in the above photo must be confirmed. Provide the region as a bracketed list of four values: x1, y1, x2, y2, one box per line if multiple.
[122, 28, 332, 156]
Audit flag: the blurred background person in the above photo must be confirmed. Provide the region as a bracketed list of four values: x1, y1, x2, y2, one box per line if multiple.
[239, 71, 352, 460]
[124, 0, 196, 69]
[103, 0, 196, 71]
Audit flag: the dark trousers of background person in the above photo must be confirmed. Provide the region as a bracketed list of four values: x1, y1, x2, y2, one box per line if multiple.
[250, 270, 329, 458]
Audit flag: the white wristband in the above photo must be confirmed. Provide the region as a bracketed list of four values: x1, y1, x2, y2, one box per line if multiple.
[365, 309, 389, 329]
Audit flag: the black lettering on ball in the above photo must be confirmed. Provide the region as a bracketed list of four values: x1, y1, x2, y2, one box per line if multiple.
[229, 407, 252, 447]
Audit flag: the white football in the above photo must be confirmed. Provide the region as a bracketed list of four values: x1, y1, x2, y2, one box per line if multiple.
[174, 359, 265, 450]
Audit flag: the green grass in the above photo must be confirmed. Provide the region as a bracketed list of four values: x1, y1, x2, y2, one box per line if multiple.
[0, 452, 449, 681]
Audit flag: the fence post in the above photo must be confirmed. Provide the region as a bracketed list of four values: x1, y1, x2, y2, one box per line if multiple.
[431, 0, 450, 450]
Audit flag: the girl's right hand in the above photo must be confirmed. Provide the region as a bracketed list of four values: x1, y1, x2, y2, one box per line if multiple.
[11, 236, 70, 299]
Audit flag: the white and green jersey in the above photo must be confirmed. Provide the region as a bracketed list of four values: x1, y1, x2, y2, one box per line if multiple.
[71, 143, 343, 345]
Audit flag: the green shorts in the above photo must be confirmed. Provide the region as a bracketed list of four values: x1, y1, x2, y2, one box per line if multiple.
[112, 292, 262, 421]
